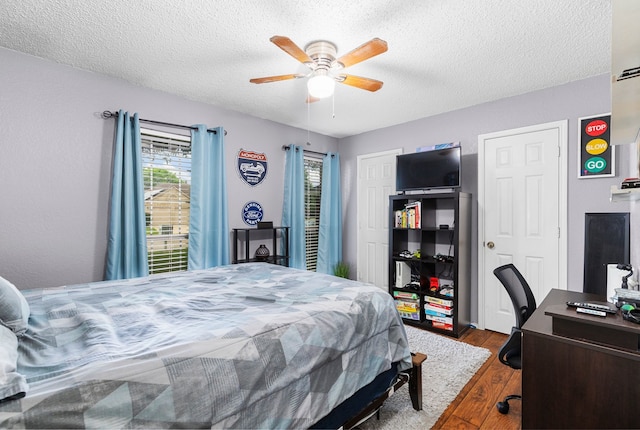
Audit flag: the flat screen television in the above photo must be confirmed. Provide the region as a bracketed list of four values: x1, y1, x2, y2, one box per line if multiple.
[396, 146, 461, 191]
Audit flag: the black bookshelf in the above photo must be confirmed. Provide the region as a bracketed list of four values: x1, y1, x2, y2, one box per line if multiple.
[388, 191, 471, 337]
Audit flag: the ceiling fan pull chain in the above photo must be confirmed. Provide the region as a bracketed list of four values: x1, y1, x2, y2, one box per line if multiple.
[332, 91, 336, 119]
[307, 97, 311, 144]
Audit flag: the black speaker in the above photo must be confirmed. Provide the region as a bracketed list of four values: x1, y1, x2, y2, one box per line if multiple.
[583, 212, 630, 295]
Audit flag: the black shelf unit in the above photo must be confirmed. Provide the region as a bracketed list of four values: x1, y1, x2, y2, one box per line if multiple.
[232, 227, 290, 266]
[388, 191, 471, 337]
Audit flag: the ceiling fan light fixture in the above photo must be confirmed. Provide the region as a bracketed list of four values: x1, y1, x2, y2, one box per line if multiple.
[251, 36, 387, 101]
[307, 72, 335, 98]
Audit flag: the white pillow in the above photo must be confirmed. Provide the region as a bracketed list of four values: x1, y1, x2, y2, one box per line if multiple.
[0, 276, 30, 336]
[0, 324, 28, 402]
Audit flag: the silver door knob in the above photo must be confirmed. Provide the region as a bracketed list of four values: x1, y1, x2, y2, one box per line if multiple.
[487, 241, 495, 249]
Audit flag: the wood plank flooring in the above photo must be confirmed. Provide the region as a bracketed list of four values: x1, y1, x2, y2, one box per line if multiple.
[432, 328, 522, 429]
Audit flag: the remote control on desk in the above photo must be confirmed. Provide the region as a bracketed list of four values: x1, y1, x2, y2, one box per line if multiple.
[576, 307, 607, 317]
[566, 301, 617, 314]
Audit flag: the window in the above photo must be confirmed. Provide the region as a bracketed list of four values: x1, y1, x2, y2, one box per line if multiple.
[141, 128, 191, 274]
[304, 156, 323, 271]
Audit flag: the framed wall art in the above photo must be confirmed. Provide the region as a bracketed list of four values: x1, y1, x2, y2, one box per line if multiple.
[578, 113, 615, 178]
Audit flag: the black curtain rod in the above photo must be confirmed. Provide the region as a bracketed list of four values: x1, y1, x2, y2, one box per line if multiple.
[102, 111, 227, 135]
[281, 145, 331, 157]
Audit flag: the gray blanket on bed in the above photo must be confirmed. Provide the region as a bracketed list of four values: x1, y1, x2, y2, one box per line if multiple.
[0, 263, 411, 429]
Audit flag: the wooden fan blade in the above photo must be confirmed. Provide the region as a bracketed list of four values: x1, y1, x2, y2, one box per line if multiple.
[270, 36, 314, 65]
[305, 94, 320, 103]
[335, 38, 388, 69]
[337, 74, 384, 92]
[250, 74, 305, 84]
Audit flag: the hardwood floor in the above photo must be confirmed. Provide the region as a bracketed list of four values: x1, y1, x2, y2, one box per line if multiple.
[432, 328, 522, 429]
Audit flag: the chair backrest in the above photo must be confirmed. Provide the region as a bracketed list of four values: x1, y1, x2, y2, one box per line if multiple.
[493, 264, 537, 328]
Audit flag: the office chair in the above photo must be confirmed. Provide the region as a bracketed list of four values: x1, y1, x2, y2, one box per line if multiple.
[492, 263, 537, 415]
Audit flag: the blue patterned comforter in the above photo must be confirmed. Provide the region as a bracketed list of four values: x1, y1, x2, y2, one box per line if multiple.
[0, 263, 411, 429]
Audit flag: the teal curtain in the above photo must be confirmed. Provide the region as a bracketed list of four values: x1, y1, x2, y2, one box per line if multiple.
[106, 110, 149, 280]
[188, 125, 229, 269]
[282, 144, 306, 269]
[316, 153, 342, 274]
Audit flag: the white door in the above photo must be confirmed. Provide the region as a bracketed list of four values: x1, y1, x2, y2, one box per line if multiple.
[357, 149, 402, 291]
[478, 121, 568, 334]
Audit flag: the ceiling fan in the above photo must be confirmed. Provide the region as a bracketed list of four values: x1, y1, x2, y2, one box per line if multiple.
[249, 36, 388, 101]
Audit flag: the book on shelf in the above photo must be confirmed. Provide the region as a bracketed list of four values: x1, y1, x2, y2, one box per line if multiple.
[424, 314, 453, 325]
[425, 309, 449, 318]
[405, 201, 421, 229]
[393, 291, 420, 300]
[398, 310, 421, 320]
[425, 301, 452, 311]
[394, 296, 420, 320]
[394, 299, 419, 312]
[431, 321, 454, 331]
[394, 201, 421, 229]
[425, 303, 453, 316]
[425, 295, 454, 307]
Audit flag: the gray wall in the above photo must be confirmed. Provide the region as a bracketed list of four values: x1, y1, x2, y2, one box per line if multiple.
[339, 74, 633, 322]
[0, 47, 337, 289]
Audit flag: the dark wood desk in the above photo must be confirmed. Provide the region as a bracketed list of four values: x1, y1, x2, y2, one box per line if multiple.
[522, 289, 640, 429]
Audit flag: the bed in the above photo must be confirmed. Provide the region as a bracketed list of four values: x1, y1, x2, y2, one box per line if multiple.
[0, 262, 414, 428]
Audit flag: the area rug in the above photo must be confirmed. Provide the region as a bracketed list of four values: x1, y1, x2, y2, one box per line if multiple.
[360, 325, 492, 430]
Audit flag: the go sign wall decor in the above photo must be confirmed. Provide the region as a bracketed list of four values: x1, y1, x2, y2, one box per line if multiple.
[578, 113, 614, 178]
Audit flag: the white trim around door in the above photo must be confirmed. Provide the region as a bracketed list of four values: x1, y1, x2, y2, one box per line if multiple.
[477, 120, 568, 330]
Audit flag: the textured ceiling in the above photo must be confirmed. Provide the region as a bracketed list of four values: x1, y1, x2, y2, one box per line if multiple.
[0, 0, 611, 138]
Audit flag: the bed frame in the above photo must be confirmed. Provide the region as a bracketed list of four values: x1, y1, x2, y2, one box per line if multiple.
[336, 352, 428, 429]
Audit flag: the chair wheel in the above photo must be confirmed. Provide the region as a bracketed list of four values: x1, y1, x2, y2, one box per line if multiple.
[496, 400, 510, 414]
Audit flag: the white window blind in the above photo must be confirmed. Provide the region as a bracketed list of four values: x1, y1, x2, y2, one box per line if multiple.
[304, 156, 323, 271]
[141, 128, 191, 274]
